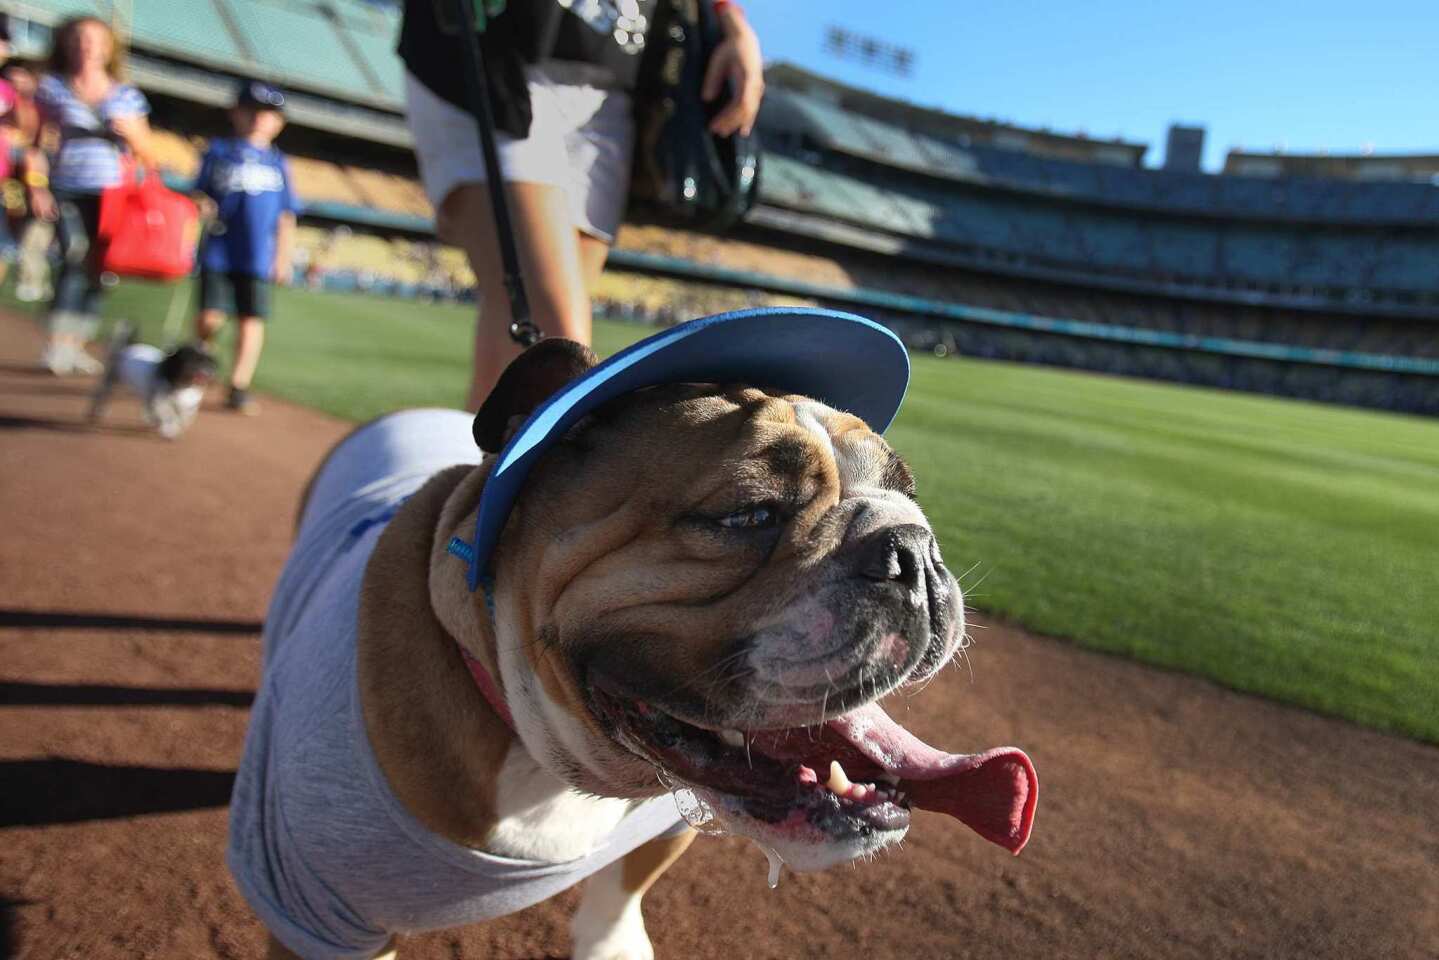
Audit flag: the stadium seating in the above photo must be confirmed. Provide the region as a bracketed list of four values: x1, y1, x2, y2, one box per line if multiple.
[755, 86, 1439, 226]
[148, 129, 204, 178]
[21, 0, 1426, 412]
[756, 147, 1439, 303]
[323, 0, 406, 102]
[223, 0, 375, 101]
[132, 0, 252, 66]
[341, 166, 432, 219]
[278, 155, 367, 207]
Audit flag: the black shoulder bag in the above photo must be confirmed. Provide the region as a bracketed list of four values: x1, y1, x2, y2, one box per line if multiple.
[629, 0, 761, 232]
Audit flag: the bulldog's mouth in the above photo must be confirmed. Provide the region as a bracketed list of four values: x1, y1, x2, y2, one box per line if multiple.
[592, 688, 1037, 858]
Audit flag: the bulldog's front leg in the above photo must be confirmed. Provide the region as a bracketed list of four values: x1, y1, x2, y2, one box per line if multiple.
[571, 828, 696, 960]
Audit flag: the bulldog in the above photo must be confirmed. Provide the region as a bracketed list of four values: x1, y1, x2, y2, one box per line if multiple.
[229, 311, 1036, 960]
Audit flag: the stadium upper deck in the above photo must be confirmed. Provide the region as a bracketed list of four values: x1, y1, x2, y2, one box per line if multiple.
[8, 0, 1437, 318]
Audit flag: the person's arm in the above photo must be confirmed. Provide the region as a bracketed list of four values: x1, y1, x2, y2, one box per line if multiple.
[191, 145, 218, 220]
[0, 85, 14, 159]
[273, 157, 300, 285]
[108, 85, 157, 169]
[25, 83, 58, 220]
[23, 137, 56, 221]
[109, 112, 157, 169]
[272, 211, 296, 285]
[701, 1, 764, 138]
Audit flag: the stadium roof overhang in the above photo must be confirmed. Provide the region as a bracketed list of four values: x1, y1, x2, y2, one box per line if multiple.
[127, 51, 414, 149]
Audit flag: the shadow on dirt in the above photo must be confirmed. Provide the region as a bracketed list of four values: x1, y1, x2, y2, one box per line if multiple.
[0, 681, 253, 709]
[0, 609, 263, 634]
[0, 759, 236, 827]
[0, 361, 55, 376]
[0, 381, 95, 398]
[0, 413, 156, 436]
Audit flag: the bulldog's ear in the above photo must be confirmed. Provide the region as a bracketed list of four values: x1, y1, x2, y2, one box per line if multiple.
[473, 338, 599, 454]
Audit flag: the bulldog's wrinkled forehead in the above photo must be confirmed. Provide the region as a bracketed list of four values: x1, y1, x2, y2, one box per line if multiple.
[604, 384, 913, 493]
[787, 398, 915, 499]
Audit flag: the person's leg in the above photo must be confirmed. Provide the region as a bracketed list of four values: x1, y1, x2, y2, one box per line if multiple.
[43, 195, 98, 372]
[195, 268, 232, 348]
[438, 182, 592, 411]
[67, 196, 107, 373]
[196, 308, 226, 344]
[0, 215, 14, 288]
[577, 232, 611, 294]
[16, 218, 55, 302]
[230, 318, 265, 391]
[225, 274, 270, 414]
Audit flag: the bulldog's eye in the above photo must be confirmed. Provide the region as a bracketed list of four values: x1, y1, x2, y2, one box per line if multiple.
[716, 504, 780, 530]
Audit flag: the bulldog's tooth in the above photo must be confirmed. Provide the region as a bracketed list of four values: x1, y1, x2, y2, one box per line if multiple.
[826, 760, 852, 795]
[850, 783, 869, 801]
[717, 728, 745, 748]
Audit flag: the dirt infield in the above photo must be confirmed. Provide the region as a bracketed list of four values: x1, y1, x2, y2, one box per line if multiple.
[1, 306, 1436, 960]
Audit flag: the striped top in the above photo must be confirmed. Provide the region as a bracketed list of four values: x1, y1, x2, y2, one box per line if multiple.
[35, 74, 149, 194]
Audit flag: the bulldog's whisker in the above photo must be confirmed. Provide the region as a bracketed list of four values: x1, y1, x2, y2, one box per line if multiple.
[962, 567, 993, 594]
[908, 662, 943, 697]
[958, 639, 975, 684]
[955, 559, 984, 584]
[683, 648, 755, 697]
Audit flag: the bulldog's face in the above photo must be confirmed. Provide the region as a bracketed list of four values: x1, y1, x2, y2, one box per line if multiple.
[486, 377, 967, 870]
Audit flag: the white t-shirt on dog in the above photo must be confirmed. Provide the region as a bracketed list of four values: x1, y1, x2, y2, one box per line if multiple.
[227, 409, 683, 959]
[114, 343, 204, 438]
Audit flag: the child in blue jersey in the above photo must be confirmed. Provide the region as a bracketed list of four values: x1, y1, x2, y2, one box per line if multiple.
[193, 80, 298, 414]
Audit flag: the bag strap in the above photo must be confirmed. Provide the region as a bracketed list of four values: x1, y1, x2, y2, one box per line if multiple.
[444, 0, 541, 348]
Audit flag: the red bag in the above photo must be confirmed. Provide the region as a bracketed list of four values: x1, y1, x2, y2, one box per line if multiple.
[97, 171, 200, 281]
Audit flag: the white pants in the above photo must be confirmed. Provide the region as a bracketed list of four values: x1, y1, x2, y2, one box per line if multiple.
[404, 62, 635, 242]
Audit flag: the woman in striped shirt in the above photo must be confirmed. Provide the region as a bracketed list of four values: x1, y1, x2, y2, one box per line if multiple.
[25, 16, 155, 375]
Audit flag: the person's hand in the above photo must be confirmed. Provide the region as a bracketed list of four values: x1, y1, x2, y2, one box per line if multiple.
[701, 7, 764, 138]
[29, 185, 56, 222]
[272, 259, 292, 286]
[107, 114, 154, 165]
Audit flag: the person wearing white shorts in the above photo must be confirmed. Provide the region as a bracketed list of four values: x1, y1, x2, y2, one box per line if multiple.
[399, 0, 764, 409]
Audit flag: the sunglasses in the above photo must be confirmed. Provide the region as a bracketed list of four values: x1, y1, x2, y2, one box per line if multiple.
[246, 84, 286, 109]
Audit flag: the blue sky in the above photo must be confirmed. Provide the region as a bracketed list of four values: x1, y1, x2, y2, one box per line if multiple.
[743, 0, 1435, 171]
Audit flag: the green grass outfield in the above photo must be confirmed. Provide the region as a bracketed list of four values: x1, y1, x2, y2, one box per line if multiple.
[7, 279, 1437, 743]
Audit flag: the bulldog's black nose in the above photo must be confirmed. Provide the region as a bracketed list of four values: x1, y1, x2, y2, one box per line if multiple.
[855, 524, 934, 591]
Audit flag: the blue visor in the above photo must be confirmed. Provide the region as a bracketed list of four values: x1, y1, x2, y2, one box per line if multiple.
[455, 307, 910, 590]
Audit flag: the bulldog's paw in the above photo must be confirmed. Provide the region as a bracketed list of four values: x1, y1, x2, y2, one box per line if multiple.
[571, 865, 654, 960]
[570, 908, 653, 960]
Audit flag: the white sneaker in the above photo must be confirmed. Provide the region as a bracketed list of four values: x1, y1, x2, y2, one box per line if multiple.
[15, 283, 41, 303]
[40, 343, 73, 375]
[69, 349, 104, 376]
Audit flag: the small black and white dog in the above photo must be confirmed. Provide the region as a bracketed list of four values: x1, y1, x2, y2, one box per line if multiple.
[89, 326, 218, 439]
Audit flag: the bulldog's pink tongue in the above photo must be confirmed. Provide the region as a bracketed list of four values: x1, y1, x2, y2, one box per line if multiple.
[828, 703, 1038, 854]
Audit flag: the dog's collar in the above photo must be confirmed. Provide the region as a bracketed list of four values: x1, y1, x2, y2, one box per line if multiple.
[444, 536, 515, 730]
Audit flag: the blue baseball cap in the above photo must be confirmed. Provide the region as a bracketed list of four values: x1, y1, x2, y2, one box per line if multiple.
[450, 306, 911, 591]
